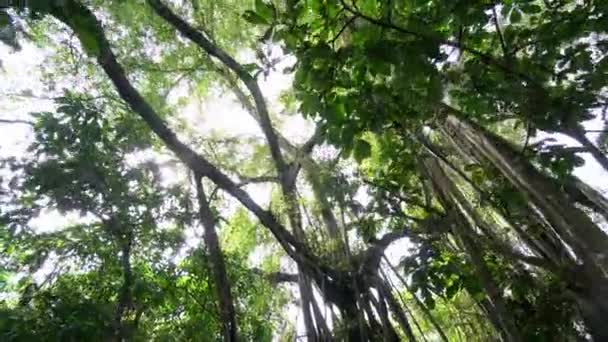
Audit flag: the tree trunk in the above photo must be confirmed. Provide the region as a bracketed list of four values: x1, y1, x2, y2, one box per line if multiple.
[476, 298, 508, 341]
[567, 176, 608, 221]
[195, 177, 238, 341]
[112, 229, 134, 341]
[439, 124, 576, 268]
[443, 113, 608, 276]
[299, 274, 318, 342]
[439, 111, 608, 341]
[385, 257, 450, 342]
[572, 280, 608, 341]
[377, 280, 417, 342]
[310, 293, 332, 340]
[423, 157, 522, 342]
[367, 290, 400, 341]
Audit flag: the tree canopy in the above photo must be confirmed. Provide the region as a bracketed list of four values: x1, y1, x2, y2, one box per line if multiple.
[0, 0, 607, 341]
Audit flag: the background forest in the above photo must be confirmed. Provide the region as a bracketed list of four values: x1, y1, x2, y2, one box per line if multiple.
[0, 0, 607, 341]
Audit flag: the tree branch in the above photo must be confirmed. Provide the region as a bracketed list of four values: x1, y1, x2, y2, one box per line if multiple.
[330, 15, 358, 45]
[0, 118, 34, 125]
[338, 0, 539, 86]
[491, 5, 508, 58]
[146, 0, 288, 176]
[236, 175, 278, 187]
[195, 176, 238, 340]
[252, 268, 299, 284]
[31, 0, 335, 282]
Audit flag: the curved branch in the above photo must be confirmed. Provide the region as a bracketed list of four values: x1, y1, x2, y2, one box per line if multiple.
[28, 0, 334, 282]
[146, 0, 288, 176]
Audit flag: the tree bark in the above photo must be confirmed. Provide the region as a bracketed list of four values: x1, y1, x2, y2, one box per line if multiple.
[384, 257, 450, 342]
[377, 280, 417, 342]
[439, 124, 576, 269]
[442, 111, 608, 277]
[112, 229, 134, 341]
[195, 176, 238, 341]
[568, 176, 608, 221]
[423, 157, 522, 342]
[368, 290, 400, 342]
[438, 110, 608, 340]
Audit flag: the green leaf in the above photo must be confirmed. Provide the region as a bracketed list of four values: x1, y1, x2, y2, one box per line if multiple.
[445, 283, 460, 299]
[510, 9, 522, 24]
[521, 4, 542, 14]
[307, 43, 333, 60]
[340, 124, 356, 145]
[353, 139, 371, 162]
[255, 0, 275, 23]
[242, 10, 270, 25]
[242, 63, 260, 74]
[329, 100, 346, 123]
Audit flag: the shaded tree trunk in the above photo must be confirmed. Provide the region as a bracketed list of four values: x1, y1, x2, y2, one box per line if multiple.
[423, 157, 522, 342]
[439, 110, 608, 340]
[442, 112, 608, 275]
[112, 229, 134, 341]
[384, 257, 450, 342]
[195, 177, 238, 341]
[567, 176, 608, 221]
[367, 289, 400, 341]
[439, 124, 576, 269]
[377, 279, 417, 342]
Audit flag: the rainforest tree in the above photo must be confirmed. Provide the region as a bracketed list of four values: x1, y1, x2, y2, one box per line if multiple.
[0, 0, 607, 341]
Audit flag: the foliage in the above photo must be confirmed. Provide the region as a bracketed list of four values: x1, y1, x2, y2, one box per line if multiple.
[0, 0, 607, 340]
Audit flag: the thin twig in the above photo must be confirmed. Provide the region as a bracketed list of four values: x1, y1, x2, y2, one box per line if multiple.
[338, 0, 542, 85]
[491, 5, 508, 58]
[330, 15, 358, 45]
[0, 118, 34, 125]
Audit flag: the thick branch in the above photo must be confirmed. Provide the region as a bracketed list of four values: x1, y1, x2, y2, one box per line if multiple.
[359, 229, 408, 275]
[35, 0, 333, 282]
[146, 0, 288, 176]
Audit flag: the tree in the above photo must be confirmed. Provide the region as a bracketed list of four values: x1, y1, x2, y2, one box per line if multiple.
[0, 0, 606, 340]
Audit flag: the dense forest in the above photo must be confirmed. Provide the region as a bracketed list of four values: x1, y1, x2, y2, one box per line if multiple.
[0, 0, 607, 341]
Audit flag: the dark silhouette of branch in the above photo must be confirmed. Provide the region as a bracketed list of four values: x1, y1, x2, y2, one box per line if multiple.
[146, 0, 288, 176]
[0, 118, 34, 125]
[522, 120, 533, 153]
[252, 268, 299, 284]
[300, 125, 325, 156]
[330, 15, 358, 45]
[195, 176, 238, 341]
[25, 0, 335, 283]
[491, 6, 508, 58]
[236, 175, 278, 187]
